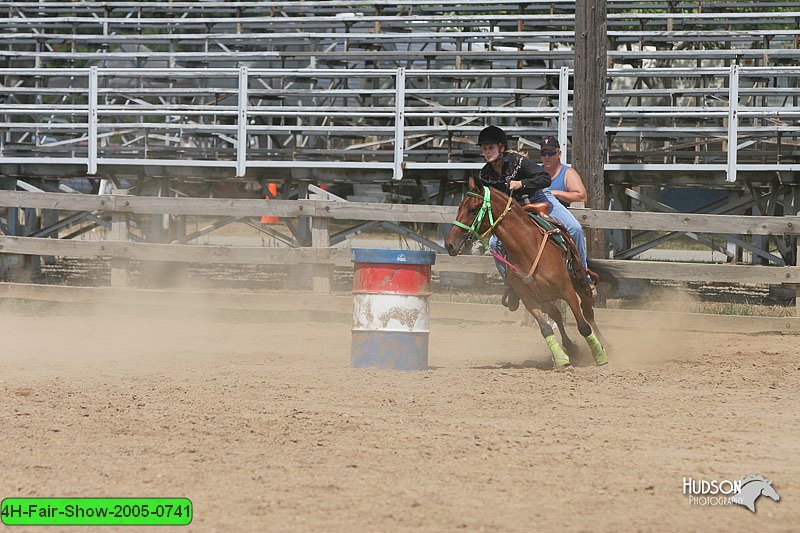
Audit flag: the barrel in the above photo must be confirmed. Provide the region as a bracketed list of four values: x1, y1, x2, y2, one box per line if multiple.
[351, 248, 436, 370]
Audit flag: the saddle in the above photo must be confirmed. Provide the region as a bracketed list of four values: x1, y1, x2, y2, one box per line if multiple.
[525, 211, 598, 295]
[522, 201, 551, 217]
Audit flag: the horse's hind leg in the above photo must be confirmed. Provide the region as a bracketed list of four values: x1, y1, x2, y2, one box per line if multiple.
[564, 289, 608, 367]
[578, 293, 612, 351]
[588, 318, 611, 353]
[542, 301, 579, 356]
[522, 303, 572, 369]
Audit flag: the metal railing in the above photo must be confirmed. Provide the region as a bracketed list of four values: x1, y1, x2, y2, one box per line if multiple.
[3, 2, 800, 72]
[2, 66, 799, 181]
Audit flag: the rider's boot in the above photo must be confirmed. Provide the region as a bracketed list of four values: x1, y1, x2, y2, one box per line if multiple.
[502, 286, 520, 311]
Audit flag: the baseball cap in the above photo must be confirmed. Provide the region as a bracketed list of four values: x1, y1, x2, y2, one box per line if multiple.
[541, 135, 560, 149]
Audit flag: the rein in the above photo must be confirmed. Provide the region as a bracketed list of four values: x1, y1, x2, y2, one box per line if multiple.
[489, 224, 560, 285]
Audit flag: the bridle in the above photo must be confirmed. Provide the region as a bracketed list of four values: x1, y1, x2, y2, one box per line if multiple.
[451, 186, 514, 251]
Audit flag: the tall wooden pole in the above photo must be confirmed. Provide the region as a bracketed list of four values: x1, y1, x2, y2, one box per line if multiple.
[574, 0, 607, 258]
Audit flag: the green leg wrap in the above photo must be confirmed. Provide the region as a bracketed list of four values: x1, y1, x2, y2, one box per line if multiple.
[545, 335, 571, 368]
[585, 332, 608, 366]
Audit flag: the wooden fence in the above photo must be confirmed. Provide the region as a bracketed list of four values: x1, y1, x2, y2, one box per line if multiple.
[0, 190, 798, 310]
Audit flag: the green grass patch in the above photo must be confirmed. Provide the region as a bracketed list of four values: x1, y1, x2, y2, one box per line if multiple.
[605, 297, 795, 318]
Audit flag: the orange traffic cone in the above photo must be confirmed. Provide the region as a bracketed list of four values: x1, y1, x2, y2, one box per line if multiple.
[261, 183, 279, 224]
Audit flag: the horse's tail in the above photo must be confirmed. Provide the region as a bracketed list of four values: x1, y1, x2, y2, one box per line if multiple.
[586, 259, 622, 294]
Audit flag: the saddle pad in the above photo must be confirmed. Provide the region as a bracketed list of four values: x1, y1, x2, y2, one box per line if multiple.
[527, 212, 570, 254]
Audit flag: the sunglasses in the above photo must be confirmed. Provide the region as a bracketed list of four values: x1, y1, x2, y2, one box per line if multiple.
[541, 150, 558, 157]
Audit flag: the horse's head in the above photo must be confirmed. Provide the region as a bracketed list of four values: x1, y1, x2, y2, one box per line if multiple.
[735, 476, 781, 512]
[444, 186, 493, 256]
[761, 481, 780, 502]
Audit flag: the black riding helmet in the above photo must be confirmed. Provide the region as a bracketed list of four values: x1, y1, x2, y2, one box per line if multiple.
[477, 125, 507, 146]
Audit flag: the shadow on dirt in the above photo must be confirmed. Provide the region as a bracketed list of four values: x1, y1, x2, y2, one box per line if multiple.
[472, 359, 553, 371]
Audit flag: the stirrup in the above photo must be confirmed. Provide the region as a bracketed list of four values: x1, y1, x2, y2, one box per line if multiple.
[580, 274, 597, 297]
[588, 275, 598, 297]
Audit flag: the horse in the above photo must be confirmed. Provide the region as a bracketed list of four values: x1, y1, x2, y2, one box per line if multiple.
[731, 475, 780, 513]
[444, 185, 610, 369]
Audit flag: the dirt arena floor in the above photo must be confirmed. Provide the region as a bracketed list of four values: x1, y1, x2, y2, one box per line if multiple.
[1, 298, 799, 532]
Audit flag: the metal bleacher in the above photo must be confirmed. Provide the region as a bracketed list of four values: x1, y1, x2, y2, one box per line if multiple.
[1, 0, 799, 192]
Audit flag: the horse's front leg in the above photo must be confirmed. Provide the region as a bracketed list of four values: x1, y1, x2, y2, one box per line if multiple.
[541, 301, 579, 356]
[523, 304, 572, 370]
[564, 289, 608, 367]
[513, 279, 571, 369]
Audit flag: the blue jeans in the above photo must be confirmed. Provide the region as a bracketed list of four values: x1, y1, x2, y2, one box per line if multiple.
[545, 191, 588, 270]
[489, 234, 508, 282]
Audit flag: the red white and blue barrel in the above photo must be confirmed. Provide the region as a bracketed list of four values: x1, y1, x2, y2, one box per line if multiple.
[351, 248, 436, 371]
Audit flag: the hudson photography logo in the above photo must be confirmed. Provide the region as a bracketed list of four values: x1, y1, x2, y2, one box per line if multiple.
[683, 475, 781, 512]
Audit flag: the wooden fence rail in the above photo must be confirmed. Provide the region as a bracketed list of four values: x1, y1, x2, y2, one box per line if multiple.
[1, 191, 798, 307]
[1, 191, 799, 235]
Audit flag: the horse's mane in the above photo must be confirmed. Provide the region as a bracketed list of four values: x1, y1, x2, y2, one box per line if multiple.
[739, 475, 769, 486]
[481, 186, 526, 214]
[473, 184, 509, 201]
[475, 186, 537, 226]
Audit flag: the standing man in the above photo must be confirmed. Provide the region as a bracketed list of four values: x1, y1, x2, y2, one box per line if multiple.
[538, 134, 593, 295]
[539, 135, 587, 208]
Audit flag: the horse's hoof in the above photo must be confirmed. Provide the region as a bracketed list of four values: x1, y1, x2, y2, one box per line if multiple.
[596, 362, 610, 371]
[592, 351, 608, 366]
[553, 363, 573, 372]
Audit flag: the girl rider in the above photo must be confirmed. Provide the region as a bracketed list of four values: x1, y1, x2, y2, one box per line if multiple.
[472, 125, 592, 310]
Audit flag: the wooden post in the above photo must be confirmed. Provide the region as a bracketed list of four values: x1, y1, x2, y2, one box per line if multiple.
[574, 0, 607, 258]
[794, 188, 800, 316]
[784, 187, 800, 318]
[287, 182, 313, 291]
[110, 189, 129, 288]
[310, 211, 331, 294]
[175, 215, 187, 244]
[606, 184, 630, 257]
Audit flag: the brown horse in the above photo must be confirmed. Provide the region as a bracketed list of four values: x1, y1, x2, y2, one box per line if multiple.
[444, 185, 609, 369]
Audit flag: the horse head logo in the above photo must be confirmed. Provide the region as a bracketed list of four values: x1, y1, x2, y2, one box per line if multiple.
[730, 475, 780, 513]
